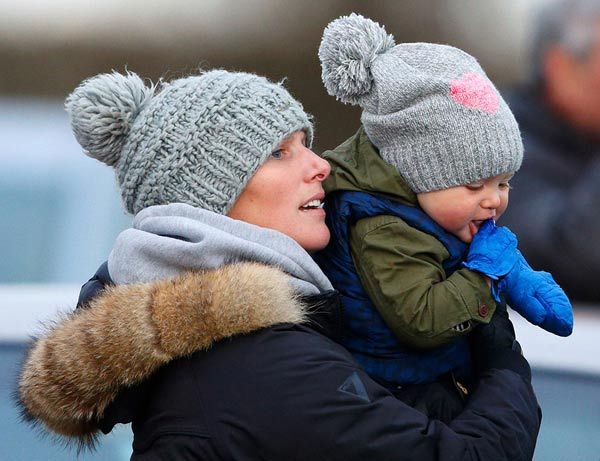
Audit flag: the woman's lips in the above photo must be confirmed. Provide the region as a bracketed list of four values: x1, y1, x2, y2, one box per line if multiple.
[300, 207, 326, 217]
[299, 198, 325, 217]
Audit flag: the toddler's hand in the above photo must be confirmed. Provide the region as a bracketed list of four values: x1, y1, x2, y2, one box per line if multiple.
[498, 251, 573, 337]
[463, 220, 573, 337]
[463, 220, 518, 279]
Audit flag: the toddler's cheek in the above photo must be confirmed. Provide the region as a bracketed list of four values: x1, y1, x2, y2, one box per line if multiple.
[434, 209, 465, 230]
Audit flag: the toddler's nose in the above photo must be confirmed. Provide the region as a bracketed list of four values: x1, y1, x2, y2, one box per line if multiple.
[482, 191, 502, 209]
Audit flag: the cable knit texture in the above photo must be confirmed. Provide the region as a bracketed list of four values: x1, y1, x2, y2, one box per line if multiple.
[319, 14, 523, 193]
[66, 70, 313, 214]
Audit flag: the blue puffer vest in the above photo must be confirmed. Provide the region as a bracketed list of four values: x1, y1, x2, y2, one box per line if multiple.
[314, 190, 472, 386]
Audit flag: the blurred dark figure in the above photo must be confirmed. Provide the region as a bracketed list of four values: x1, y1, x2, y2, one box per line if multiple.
[503, 0, 600, 302]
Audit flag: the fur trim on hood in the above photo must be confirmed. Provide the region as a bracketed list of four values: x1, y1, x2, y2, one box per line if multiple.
[18, 263, 305, 444]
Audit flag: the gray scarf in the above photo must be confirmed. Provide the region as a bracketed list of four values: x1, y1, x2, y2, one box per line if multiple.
[108, 203, 333, 296]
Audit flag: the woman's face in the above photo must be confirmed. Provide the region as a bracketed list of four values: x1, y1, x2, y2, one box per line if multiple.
[228, 131, 331, 252]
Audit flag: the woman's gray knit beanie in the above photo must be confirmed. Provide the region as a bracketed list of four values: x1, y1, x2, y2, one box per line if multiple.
[319, 13, 523, 193]
[65, 69, 313, 215]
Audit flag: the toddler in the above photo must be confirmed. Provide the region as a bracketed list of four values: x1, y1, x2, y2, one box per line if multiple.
[315, 14, 573, 406]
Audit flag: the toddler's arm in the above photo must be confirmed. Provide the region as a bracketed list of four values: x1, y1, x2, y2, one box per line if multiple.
[464, 220, 573, 336]
[350, 215, 495, 349]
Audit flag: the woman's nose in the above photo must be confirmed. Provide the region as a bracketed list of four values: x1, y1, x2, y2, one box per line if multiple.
[307, 150, 331, 181]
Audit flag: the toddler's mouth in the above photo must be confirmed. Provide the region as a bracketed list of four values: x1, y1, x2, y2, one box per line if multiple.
[469, 220, 484, 237]
[469, 218, 496, 237]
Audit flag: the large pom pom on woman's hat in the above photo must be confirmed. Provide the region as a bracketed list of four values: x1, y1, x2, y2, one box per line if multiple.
[65, 71, 154, 166]
[319, 13, 395, 105]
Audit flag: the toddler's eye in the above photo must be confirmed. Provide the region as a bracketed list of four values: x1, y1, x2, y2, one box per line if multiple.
[271, 150, 284, 160]
[466, 183, 484, 191]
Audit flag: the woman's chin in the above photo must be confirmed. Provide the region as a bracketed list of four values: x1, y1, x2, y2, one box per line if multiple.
[301, 228, 331, 253]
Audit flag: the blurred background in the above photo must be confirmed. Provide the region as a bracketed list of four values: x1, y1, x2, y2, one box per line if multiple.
[1, 1, 599, 460]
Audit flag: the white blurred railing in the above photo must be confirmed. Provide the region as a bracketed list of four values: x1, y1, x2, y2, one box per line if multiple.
[2, 284, 598, 375]
[0, 284, 80, 342]
[513, 305, 600, 375]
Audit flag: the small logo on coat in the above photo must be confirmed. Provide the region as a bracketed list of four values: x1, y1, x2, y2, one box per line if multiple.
[338, 371, 370, 402]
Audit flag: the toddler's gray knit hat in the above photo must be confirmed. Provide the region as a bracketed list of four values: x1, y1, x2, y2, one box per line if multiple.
[65, 69, 313, 214]
[319, 14, 523, 193]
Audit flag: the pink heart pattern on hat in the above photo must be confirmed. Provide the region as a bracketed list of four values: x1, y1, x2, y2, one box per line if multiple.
[449, 72, 499, 114]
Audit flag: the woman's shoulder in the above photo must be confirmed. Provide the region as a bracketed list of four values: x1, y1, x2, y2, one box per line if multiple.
[127, 323, 367, 458]
[157, 321, 356, 388]
[17, 262, 314, 445]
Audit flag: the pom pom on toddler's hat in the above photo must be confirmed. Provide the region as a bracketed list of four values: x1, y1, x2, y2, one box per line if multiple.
[319, 13, 523, 193]
[66, 69, 313, 215]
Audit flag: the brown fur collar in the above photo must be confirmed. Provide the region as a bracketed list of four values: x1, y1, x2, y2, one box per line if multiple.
[18, 262, 305, 444]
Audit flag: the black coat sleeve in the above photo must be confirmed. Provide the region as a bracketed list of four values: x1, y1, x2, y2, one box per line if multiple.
[266, 328, 541, 461]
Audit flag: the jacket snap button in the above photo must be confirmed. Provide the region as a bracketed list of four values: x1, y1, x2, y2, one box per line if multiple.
[478, 302, 489, 317]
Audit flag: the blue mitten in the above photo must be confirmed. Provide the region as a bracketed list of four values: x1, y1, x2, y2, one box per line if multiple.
[498, 251, 573, 337]
[463, 220, 519, 279]
[464, 220, 573, 337]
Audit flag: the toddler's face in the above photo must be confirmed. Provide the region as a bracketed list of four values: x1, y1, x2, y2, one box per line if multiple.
[416, 173, 513, 243]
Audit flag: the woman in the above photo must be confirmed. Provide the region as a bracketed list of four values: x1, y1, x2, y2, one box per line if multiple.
[19, 69, 540, 460]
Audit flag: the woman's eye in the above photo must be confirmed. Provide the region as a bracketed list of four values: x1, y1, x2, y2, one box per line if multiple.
[500, 182, 512, 189]
[271, 150, 284, 159]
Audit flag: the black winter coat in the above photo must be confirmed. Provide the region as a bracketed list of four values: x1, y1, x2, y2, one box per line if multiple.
[19, 262, 540, 460]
